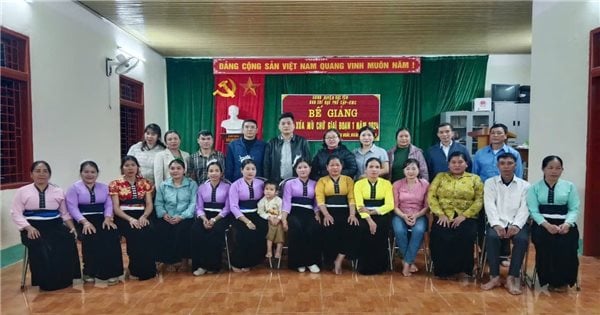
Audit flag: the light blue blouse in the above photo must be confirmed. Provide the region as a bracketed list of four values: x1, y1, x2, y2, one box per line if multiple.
[155, 177, 198, 219]
[527, 178, 580, 225]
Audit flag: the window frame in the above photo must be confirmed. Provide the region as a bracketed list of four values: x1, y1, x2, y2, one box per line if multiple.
[1, 27, 33, 190]
[119, 75, 144, 157]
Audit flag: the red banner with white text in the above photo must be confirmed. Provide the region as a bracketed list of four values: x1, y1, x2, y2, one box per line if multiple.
[214, 57, 421, 74]
[281, 94, 380, 141]
[213, 74, 265, 151]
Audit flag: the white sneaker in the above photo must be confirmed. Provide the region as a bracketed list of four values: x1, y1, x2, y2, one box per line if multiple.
[82, 274, 95, 283]
[107, 278, 119, 285]
[193, 267, 207, 276]
[308, 264, 320, 273]
[297, 267, 306, 273]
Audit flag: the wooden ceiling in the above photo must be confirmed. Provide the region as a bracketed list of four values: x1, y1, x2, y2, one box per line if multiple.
[79, 0, 532, 57]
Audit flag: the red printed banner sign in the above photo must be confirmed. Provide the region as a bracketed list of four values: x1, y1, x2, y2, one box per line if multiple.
[214, 57, 420, 74]
[282, 94, 380, 141]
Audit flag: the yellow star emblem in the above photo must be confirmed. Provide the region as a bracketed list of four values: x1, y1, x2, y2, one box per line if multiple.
[240, 77, 261, 96]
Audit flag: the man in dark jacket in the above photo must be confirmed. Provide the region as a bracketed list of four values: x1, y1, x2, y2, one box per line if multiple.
[225, 119, 266, 182]
[264, 112, 311, 183]
[425, 122, 472, 181]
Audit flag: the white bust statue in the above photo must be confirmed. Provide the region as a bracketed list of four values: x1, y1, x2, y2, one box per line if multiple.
[221, 104, 243, 134]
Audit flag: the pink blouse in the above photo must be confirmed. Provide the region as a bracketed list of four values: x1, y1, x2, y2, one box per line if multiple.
[392, 178, 429, 215]
[11, 183, 71, 230]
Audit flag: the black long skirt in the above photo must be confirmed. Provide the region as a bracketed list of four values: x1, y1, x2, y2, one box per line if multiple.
[21, 218, 81, 291]
[430, 217, 477, 277]
[230, 212, 267, 268]
[357, 214, 391, 275]
[287, 207, 322, 269]
[115, 210, 156, 280]
[77, 214, 123, 280]
[532, 222, 579, 287]
[191, 212, 230, 272]
[155, 218, 194, 264]
[322, 206, 360, 265]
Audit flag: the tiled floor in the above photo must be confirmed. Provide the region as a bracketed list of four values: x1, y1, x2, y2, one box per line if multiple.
[1, 253, 599, 314]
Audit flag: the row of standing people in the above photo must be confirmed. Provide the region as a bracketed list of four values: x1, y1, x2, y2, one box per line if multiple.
[124, 114, 467, 188]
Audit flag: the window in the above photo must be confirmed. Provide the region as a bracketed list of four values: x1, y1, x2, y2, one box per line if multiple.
[1, 27, 32, 189]
[120, 76, 144, 157]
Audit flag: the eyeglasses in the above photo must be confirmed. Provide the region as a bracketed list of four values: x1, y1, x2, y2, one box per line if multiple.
[325, 136, 338, 140]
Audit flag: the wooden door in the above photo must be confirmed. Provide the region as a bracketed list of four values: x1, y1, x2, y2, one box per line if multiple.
[584, 27, 600, 256]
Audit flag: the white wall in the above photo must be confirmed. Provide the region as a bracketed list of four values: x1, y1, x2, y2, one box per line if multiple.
[484, 54, 531, 97]
[529, 0, 600, 231]
[0, 1, 167, 249]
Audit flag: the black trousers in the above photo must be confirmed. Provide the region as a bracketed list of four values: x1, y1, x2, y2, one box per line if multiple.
[485, 224, 529, 277]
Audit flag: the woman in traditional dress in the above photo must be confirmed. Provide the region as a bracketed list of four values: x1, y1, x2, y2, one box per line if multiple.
[527, 155, 580, 292]
[428, 151, 483, 278]
[228, 158, 267, 272]
[315, 155, 359, 274]
[281, 158, 321, 273]
[110, 155, 156, 280]
[391, 158, 429, 277]
[154, 158, 197, 271]
[127, 123, 166, 184]
[354, 157, 395, 275]
[66, 160, 122, 284]
[191, 160, 231, 275]
[11, 161, 80, 291]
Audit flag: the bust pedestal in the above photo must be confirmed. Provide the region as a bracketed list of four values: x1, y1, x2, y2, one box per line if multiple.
[222, 133, 242, 145]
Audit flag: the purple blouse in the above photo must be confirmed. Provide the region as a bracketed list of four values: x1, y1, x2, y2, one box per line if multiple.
[282, 178, 318, 213]
[66, 180, 113, 222]
[228, 178, 265, 219]
[392, 178, 430, 215]
[196, 181, 231, 217]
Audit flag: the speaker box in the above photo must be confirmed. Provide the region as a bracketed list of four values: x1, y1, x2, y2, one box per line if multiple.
[519, 85, 530, 103]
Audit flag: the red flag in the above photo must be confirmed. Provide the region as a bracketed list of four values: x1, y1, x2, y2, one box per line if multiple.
[213, 74, 265, 152]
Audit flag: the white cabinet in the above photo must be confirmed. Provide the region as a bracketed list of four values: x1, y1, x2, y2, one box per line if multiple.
[493, 102, 529, 145]
[440, 111, 494, 154]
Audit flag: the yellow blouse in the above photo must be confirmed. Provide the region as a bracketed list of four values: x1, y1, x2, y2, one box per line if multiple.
[354, 178, 394, 219]
[315, 175, 355, 206]
[427, 172, 483, 219]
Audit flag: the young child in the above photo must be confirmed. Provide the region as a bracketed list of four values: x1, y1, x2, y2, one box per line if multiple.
[257, 181, 285, 259]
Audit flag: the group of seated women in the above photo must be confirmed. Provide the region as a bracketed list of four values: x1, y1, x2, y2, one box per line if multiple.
[11, 125, 580, 294]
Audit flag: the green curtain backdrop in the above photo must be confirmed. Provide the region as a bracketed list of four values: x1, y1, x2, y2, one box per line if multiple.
[166, 58, 215, 152]
[167, 56, 488, 155]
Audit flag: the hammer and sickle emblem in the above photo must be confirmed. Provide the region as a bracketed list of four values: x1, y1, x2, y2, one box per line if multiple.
[212, 78, 237, 98]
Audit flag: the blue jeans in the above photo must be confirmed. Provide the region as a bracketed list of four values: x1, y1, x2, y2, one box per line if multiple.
[392, 215, 428, 264]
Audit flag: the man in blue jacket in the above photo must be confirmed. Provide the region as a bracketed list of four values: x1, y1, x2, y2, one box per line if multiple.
[472, 123, 523, 183]
[225, 119, 266, 181]
[426, 122, 473, 181]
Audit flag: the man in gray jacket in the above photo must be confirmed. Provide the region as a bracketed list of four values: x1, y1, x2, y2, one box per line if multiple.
[264, 112, 311, 183]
